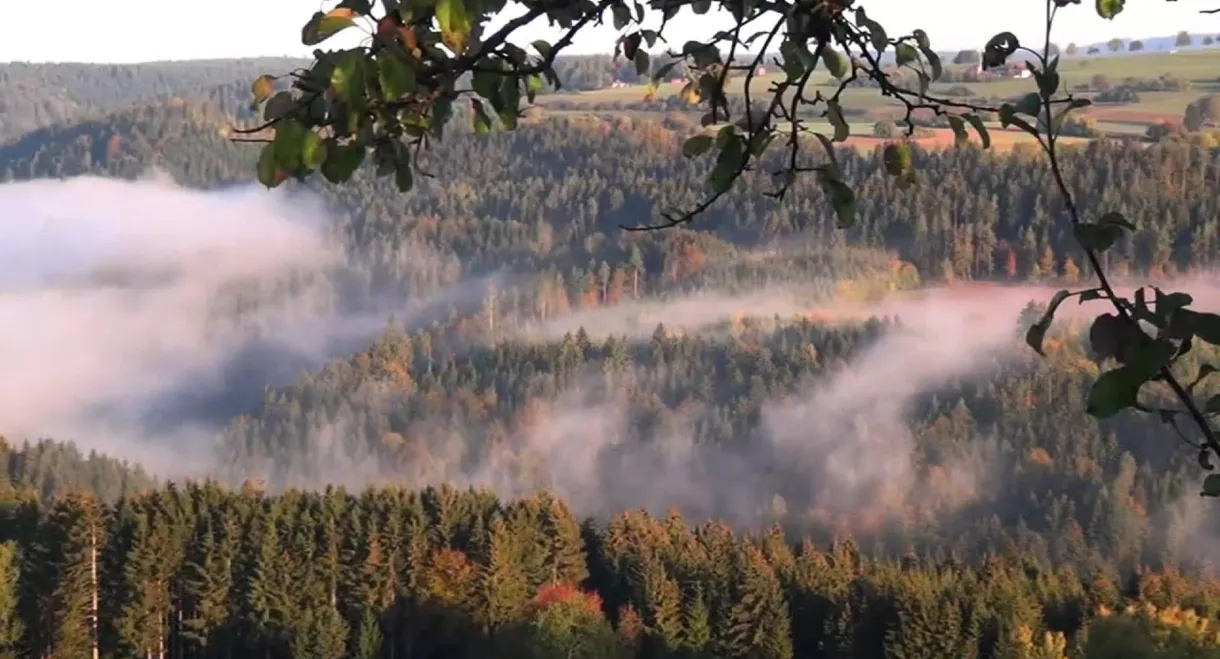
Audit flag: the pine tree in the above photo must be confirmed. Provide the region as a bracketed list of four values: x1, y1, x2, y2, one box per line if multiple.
[114, 510, 173, 659]
[354, 609, 383, 659]
[242, 508, 292, 658]
[534, 493, 588, 586]
[679, 586, 712, 657]
[0, 543, 23, 659]
[42, 495, 103, 659]
[182, 516, 237, 658]
[722, 547, 793, 659]
[480, 517, 530, 632]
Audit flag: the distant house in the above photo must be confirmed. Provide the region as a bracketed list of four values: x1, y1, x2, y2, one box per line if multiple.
[974, 61, 1030, 79]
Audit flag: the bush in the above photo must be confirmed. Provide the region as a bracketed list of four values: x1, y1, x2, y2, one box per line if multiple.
[1059, 115, 1099, 137]
[1096, 86, 1141, 104]
[873, 120, 898, 138]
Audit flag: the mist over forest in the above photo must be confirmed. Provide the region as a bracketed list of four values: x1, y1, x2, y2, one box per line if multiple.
[2, 48, 1220, 659]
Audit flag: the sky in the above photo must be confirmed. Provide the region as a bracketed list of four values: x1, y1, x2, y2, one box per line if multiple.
[0, 0, 1216, 63]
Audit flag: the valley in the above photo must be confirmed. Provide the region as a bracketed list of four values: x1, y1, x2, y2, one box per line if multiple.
[1, 36, 1220, 659]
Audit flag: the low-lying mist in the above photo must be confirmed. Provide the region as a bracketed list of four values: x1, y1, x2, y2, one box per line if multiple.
[11, 171, 1220, 543]
[0, 173, 497, 473]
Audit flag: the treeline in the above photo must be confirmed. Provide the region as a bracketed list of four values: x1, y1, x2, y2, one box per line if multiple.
[0, 482, 1218, 659]
[0, 59, 305, 143]
[0, 56, 687, 145]
[0, 436, 153, 505]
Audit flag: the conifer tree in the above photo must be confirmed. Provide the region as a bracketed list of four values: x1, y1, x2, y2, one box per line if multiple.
[0, 543, 23, 659]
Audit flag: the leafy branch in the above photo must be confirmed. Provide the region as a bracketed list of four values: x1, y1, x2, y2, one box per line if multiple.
[235, 0, 1220, 495]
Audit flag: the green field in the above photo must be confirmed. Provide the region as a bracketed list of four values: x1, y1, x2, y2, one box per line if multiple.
[536, 48, 1220, 144]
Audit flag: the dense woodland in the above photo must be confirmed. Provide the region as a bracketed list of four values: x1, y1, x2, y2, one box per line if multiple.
[3, 59, 1220, 658]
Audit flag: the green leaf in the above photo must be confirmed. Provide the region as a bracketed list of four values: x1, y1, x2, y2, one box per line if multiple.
[921, 47, 943, 81]
[252, 75, 276, 104]
[779, 40, 807, 80]
[497, 76, 521, 129]
[435, 0, 474, 53]
[854, 7, 888, 53]
[826, 99, 849, 142]
[1014, 92, 1042, 116]
[256, 143, 280, 187]
[394, 159, 414, 192]
[882, 142, 911, 177]
[531, 40, 553, 58]
[895, 43, 919, 67]
[263, 92, 296, 121]
[634, 50, 651, 77]
[472, 99, 493, 135]
[1099, 211, 1135, 231]
[1037, 69, 1060, 99]
[983, 32, 1020, 69]
[1096, 0, 1125, 19]
[1179, 311, 1220, 345]
[819, 171, 857, 229]
[1074, 222, 1124, 253]
[612, 3, 632, 30]
[301, 130, 327, 169]
[965, 113, 991, 149]
[692, 0, 711, 13]
[526, 74, 544, 102]
[709, 135, 746, 194]
[273, 119, 307, 170]
[1156, 289, 1193, 317]
[1203, 473, 1220, 497]
[472, 70, 502, 104]
[377, 53, 414, 101]
[682, 134, 714, 158]
[822, 47, 849, 79]
[1087, 365, 1145, 418]
[331, 52, 365, 105]
[303, 8, 359, 46]
[1126, 336, 1176, 374]
[1205, 395, 1220, 416]
[1025, 289, 1071, 356]
[650, 60, 679, 86]
[999, 104, 1039, 137]
[804, 132, 835, 172]
[431, 96, 453, 138]
[321, 141, 365, 183]
[947, 115, 968, 147]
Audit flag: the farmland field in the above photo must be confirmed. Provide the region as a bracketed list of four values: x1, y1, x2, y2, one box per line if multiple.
[536, 47, 1220, 148]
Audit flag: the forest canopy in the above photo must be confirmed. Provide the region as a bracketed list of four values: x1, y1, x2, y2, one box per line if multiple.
[237, 0, 1220, 494]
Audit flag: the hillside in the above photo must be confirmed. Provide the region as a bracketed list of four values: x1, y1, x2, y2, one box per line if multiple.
[1, 49, 1220, 659]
